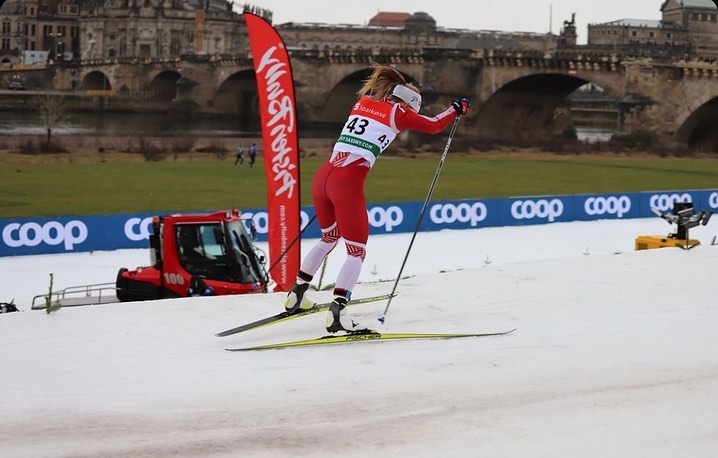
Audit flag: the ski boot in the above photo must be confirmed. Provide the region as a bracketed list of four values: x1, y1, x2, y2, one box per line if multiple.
[284, 282, 313, 313]
[325, 297, 369, 333]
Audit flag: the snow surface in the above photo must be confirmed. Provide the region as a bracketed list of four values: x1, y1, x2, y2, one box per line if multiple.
[1, 218, 717, 458]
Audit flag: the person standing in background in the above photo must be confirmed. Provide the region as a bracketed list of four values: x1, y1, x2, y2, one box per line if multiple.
[248, 143, 257, 167]
[234, 143, 244, 166]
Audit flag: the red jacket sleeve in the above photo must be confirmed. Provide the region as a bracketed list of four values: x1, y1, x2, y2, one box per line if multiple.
[394, 105, 457, 134]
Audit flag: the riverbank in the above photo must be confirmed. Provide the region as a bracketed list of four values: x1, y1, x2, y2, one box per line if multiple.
[1, 133, 714, 165]
[0, 133, 501, 164]
[0, 135, 336, 164]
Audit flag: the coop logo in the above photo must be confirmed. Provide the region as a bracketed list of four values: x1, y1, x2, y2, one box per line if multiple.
[649, 193, 692, 211]
[429, 202, 487, 227]
[124, 217, 153, 241]
[368, 206, 403, 232]
[241, 211, 312, 235]
[511, 199, 564, 222]
[709, 192, 718, 209]
[245, 211, 269, 234]
[2, 220, 88, 250]
[584, 196, 631, 218]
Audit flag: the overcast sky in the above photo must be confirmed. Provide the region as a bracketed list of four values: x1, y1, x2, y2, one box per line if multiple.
[250, 0, 676, 43]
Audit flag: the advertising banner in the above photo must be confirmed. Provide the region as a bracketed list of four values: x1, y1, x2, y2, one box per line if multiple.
[244, 12, 301, 292]
[2, 189, 717, 257]
[0, 213, 154, 256]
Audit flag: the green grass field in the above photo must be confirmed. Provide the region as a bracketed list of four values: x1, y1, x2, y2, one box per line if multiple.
[2, 153, 718, 218]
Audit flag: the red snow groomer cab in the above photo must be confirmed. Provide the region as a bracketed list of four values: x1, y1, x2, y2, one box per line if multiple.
[116, 210, 269, 302]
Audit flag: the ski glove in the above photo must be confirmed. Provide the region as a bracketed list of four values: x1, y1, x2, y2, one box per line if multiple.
[451, 98, 470, 116]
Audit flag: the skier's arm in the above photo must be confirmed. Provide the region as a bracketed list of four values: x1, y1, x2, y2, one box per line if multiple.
[394, 97, 470, 134]
[394, 105, 456, 134]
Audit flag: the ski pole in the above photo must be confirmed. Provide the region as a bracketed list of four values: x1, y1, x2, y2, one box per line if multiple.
[266, 214, 317, 274]
[379, 116, 461, 323]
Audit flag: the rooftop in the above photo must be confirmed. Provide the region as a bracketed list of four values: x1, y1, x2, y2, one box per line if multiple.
[592, 18, 680, 28]
[368, 11, 411, 27]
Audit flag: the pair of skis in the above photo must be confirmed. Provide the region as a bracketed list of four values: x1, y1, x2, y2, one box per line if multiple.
[216, 293, 515, 351]
[214, 293, 394, 337]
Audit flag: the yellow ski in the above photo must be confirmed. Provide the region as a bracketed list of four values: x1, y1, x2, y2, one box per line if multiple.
[226, 329, 516, 351]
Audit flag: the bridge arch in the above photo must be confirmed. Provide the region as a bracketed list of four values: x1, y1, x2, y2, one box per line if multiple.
[479, 58, 625, 100]
[80, 71, 112, 91]
[147, 70, 181, 102]
[675, 95, 718, 149]
[478, 73, 592, 137]
[213, 69, 259, 125]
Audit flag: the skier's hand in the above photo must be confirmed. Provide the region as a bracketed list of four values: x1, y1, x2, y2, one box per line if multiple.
[451, 98, 470, 116]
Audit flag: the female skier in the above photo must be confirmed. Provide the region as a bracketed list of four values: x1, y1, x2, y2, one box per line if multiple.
[284, 63, 470, 333]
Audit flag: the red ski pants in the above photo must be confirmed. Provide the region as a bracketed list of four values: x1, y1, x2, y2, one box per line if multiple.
[311, 159, 370, 246]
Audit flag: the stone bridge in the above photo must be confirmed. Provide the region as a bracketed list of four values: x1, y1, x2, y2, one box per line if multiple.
[47, 48, 718, 149]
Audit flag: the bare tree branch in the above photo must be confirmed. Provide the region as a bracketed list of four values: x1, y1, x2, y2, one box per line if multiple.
[36, 93, 69, 146]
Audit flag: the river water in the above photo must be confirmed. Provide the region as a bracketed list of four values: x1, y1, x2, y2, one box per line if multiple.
[0, 111, 263, 138]
[0, 111, 615, 142]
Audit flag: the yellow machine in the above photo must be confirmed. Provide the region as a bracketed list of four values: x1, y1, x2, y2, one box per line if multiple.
[635, 202, 712, 251]
[634, 235, 699, 251]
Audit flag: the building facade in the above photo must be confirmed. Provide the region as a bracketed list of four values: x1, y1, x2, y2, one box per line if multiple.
[1, 2, 570, 67]
[3, 1, 718, 69]
[0, 0, 269, 65]
[0, 0, 80, 64]
[77, 0, 248, 60]
[276, 11, 563, 54]
[664, 0, 718, 56]
[586, 0, 718, 57]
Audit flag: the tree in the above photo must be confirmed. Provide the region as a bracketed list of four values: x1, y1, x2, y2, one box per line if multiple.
[37, 93, 68, 147]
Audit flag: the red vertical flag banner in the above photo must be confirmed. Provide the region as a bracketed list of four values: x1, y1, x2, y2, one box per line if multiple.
[244, 13, 300, 292]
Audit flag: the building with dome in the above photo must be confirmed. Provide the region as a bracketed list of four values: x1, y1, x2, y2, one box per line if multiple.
[403, 11, 436, 31]
[276, 10, 562, 55]
[4, 1, 718, 68]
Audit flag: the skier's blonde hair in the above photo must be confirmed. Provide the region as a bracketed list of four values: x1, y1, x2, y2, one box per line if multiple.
[357, 63, 420, 101]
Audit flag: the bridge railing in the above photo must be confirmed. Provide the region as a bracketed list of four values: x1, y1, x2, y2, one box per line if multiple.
[116, 90, 174, 100]
[76, 89, 173, 100]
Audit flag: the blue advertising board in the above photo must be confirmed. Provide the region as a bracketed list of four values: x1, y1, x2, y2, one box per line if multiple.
[2, 189, 716, 257]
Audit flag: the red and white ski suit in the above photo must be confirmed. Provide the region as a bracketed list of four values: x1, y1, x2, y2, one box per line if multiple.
[299, 96, 459, 298]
